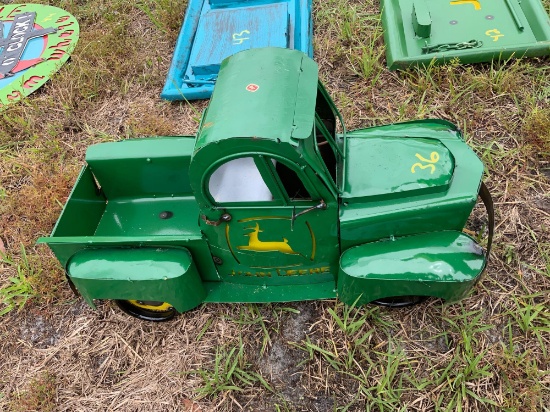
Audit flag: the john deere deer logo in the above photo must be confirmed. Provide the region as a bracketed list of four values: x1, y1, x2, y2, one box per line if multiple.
[238, 223, 300, 255]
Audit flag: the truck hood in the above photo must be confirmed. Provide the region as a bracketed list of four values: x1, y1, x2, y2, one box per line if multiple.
[341, 133, 454, 203]
[338, 120, 484, 250]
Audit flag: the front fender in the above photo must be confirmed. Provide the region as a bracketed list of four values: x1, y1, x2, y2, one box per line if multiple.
[67, 247, 206, 313]
[337, 231, 486, 306]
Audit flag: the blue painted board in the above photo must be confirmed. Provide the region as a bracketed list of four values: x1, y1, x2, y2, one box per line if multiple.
[161, 0, 313, 101]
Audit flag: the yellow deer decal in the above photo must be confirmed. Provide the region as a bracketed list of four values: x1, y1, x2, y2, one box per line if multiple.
[238, 223, 299, 255]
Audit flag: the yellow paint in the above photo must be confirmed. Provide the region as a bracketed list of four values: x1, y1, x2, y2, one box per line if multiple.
[250, 263, 303, 269]
[411, 152, 440, 174]
[238, 223, 299, 255]
[226, 224, 240, 264]
[485, 29, 504, 42]
[42, 13, 56, 22]
[306, 221, 316, 260]
[232, 30, 250, 45]
[276, 266, 330, 276]
[450, 0, 481, 10]
[128, 300, 173, 312]
[230, 265, 330, 278]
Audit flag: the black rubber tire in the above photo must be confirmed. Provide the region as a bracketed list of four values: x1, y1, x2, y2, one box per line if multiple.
[372, 296, 428, 308]
[115, 300, 177, 322]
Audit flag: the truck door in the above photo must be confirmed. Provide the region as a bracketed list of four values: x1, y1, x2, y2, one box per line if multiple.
[200, 154, 339, 286]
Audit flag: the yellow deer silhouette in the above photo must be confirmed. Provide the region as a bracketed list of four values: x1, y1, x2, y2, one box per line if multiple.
[238, 223, 299, 255]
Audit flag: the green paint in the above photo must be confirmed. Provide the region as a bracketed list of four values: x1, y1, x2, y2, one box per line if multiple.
[195, 48, 318, 149]
[412, 0, 432, 38]
[0, 4, 79, 109]
[338, 231, 486, 305]
[382, 0, 550, 69]
[39, 48, 489, 314]
[68, 248, 205, 313]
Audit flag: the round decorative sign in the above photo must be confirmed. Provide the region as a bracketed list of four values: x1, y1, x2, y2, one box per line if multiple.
[0, 4, 79, 110]
[246, 83, 259, 92]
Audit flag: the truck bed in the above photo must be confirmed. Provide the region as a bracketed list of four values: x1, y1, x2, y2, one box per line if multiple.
[95, 196, 201, 237]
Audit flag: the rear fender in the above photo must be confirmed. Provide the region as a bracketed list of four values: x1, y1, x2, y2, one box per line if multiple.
[337, 231, 486, 306]
[67, 247, 206, 313]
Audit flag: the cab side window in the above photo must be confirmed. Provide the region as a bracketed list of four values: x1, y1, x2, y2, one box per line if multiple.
[275, 161, 312, 201]
[315, 89, 337, 182]
[209, 157, 274, 203]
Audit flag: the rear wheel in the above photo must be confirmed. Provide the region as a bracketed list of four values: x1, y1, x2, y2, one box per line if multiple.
[372, 296, 428, 308]
[115, 300, 176, 322]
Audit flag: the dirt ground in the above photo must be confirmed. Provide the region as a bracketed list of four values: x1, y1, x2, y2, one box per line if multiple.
[1, 0, 549, 411]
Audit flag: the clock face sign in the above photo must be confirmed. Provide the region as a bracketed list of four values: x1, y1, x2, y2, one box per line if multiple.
[0, 4, 79, 110]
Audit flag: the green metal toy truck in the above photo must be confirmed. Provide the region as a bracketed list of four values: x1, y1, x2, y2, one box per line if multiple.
[39, 48, 493, 321]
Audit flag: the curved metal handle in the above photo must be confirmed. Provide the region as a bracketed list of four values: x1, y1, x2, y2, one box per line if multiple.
[201, 213, 232, 226]
[291, 200, 327, 228]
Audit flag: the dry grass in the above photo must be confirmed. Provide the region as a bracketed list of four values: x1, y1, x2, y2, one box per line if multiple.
[1, 0, 550, 410]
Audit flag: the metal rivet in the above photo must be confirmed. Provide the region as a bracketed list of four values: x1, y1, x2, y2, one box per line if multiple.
[449, 20, 458, 25]
[485, 15, 494, 20]
[213, 256, 223, 265]
[159, 211, 173, 219]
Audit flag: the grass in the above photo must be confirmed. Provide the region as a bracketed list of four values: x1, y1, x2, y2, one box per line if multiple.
[0, 0, 549, 410]
[9, 372, 57, 412]
[0, 245, 38, 316]
[186, 338, 273, 400]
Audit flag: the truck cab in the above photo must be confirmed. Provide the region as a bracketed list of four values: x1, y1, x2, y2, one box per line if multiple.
[39, 48, 490, 321]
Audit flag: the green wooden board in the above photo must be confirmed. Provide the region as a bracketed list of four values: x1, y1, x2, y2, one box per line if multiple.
[381, 0, 550, 69]
[0, 4, 79, 109]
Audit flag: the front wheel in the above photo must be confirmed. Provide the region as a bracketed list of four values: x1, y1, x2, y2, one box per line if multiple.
[372, 296, 428, 308]
[115, 300, 177, 322]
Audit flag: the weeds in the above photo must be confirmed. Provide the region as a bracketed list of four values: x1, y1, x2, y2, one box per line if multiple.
[507, 294, 550, 357]
[9, 372, 57, 412]
[0, 245, 38, 316]
[1, 0, 549, 410]
[187, 340, 272, 399]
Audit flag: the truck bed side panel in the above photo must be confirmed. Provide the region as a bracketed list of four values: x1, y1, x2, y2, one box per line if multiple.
[86, 136, 196, 199]
[51, 165, 106, 237]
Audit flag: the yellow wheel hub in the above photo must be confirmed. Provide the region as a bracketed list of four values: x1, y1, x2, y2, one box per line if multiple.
[127, 300, 174, 312]
[115, 300, 177, 322]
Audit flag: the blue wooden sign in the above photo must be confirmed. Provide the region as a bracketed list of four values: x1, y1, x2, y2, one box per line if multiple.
[161, 0, 313, 101]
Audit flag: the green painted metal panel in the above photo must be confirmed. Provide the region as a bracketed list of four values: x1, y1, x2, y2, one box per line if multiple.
[342, 137, 454, 202]
[94, 197, 202, 238]
[49, 166, 107, 237]
[195, 47, 318, 150]
[189, 136, 334, 215]
[193, 145, 340, 288]
[339, 120, 483, 250]
[412, 0, 432, 38]
[0, 4, 80, 109]
[86, 136, 196, 199]
[200, 207, 339, 287]
[38, 236, 221, 283]
[382, 0, 550, 69]
[204, 279, 336, 303]
[68, 248, 206, 313]
[338, 231, 485, 305]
